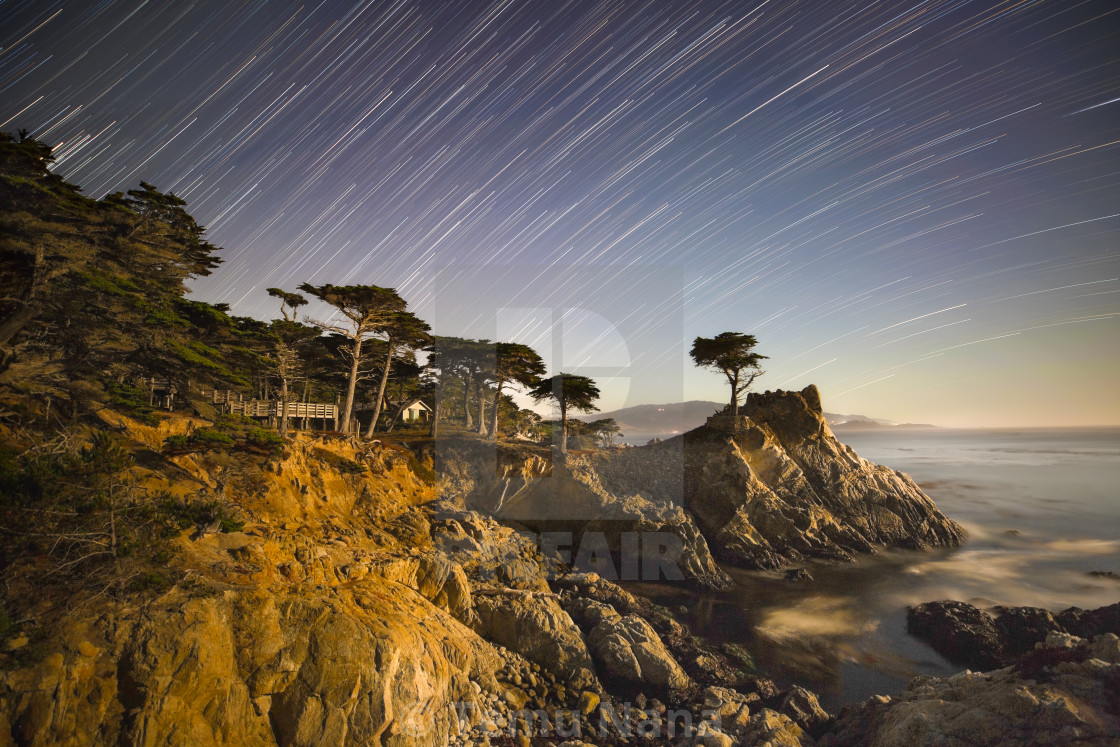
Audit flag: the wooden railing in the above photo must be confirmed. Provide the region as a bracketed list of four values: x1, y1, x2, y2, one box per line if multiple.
[209, 391, 337, 420]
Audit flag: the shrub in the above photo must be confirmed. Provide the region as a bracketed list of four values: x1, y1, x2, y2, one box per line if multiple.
[190, 428, 234, 445]
[247, 428, 283, 446]
[158, 497, 243, 533]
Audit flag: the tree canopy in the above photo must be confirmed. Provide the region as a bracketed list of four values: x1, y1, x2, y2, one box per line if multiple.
[297, 283, 407, 433]
[689, 332, 767, 417]
[528, 373, 600, 453]
[487, 342, 546, 440]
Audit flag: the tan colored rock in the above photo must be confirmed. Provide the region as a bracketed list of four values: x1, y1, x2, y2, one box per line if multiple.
[740, 708, 806, 747]
[471, 592, 597, 690]
[825, 639, 1120, 746]
[587, 614, 690, 692]
[1, 580, 500, 747]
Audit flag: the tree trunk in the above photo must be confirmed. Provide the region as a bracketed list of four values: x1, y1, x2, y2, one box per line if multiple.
[729, 371, 740, 417]
[463, 372, 473, 428]
[279, 377, 289, 437]
[476, 382, 487, 435]
[365, 339, 394, 438]
[340, 338, 362, 433]
[430, 385, 442, 438]
[489, 380, 504, 441]
[559, 400, 568, 453]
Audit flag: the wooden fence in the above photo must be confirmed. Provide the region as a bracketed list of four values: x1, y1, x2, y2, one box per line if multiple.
[210, 391, 337, 421]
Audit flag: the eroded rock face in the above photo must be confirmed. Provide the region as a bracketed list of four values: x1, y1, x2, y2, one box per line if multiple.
[435, 439, 732, 589]
[587, 614, 691, 693]
[1, 584, 500, 747]
[470, 592, 598, 691]
[677, 386, 964, 568]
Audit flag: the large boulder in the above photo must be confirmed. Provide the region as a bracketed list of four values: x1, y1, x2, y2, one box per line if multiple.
[587, 614, 691, 693]
[907, 600, 1006, 670]
[470, 591, 598, 690]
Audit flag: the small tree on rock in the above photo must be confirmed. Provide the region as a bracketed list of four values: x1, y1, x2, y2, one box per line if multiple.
[690, 332, 767, 417]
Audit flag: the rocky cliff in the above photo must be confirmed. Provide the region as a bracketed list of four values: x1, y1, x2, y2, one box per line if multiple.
[438, 385, 963, 575]
[0, 412, 814, 746]
[1, 388, 968, 746]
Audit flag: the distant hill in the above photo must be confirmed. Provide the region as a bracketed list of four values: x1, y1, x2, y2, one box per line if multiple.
[577, 401, 933, 435]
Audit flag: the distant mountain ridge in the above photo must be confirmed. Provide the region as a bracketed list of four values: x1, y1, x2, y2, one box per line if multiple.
[578, 400, 933, 435]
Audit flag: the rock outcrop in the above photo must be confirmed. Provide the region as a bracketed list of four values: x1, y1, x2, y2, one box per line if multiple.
[675, 386, 963, 568]
[587, 614, 692, 693]
[434, 439, 732, 589]
[435, 385, 963, 577]
[908, 598, 1120, 671]
[470, 591, 598, 690]
[824, 632, 1120, 746]
[0, 584, 501, 747]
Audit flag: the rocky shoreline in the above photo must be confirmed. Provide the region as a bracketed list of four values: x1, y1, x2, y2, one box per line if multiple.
[1, 395, 1116, 745]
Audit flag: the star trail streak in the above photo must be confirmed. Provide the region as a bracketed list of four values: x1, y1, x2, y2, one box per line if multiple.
[1, 0, 1117, 426]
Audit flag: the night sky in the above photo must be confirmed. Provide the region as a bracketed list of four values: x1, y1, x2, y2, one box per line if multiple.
[2, 0, 1118, 426]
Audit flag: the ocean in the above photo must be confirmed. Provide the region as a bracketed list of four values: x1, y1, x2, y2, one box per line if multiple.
[630, 427, 1120, 710]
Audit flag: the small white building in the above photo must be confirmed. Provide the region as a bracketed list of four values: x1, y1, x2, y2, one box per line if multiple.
[396, 398, 432, 423]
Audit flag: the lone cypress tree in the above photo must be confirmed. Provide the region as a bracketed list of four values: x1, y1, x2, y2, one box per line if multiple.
[689, 332, 767, 417]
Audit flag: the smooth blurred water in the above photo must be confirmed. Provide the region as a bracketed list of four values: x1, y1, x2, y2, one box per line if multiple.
[629, 427, 1120, 710]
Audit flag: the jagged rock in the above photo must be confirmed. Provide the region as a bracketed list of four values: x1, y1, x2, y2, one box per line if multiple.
[434, 439, 731, 589]
[994, 606, 1062, 657]
[429, 509, 550, 591]
[701, 685, 756, 721]
[587, 614, 691, 693]
[470, 592, 597, 691]
[0, 584, 499, 747]
[561, 596, 622, 630]
[434, 387, 961, 579]
[680, 386, 964, 568]
[738, 708, 806, 747]
[1055, 601, 1120, 639]
[552, 572, 641, 613]
[369, 554, 474, 622]
[907, 600, 1006, 670]
[780, 684, 831, 736]
[824, 634, 1120, 746]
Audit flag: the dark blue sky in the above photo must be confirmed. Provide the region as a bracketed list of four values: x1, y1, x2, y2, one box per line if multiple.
[2, 0, 1118, 425]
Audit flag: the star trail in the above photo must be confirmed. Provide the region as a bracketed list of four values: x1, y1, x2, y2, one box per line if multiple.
[2, 0, 1118, 426]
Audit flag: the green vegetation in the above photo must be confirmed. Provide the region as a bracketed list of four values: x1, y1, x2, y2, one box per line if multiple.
[158, 496, 244, 533]
[0, 129, 701, 625]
